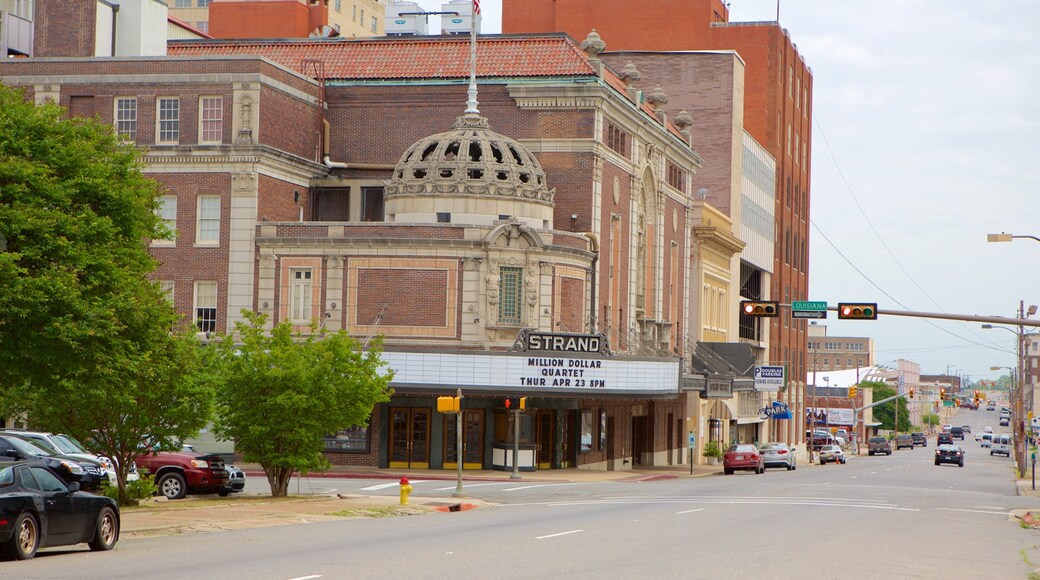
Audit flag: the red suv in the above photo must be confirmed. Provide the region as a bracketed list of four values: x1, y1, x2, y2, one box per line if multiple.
[135, 449, 229, 500]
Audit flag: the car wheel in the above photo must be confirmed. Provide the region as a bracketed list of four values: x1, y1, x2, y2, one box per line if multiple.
[724, 468, 733, 475]
[959, 461, 964, 467]
[218, 488, 231, 497]
[157, 472, 188, 500]
[934, 460, 940, 466]
[88, 506, 119, 552]
[787, 464, 794, 471]
[2, 512, 39, 560]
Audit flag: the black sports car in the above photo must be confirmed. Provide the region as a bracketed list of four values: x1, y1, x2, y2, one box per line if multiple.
[0, 461, 119, 560]
[0, 434, 107, 491]
[934, 444, 965, 467]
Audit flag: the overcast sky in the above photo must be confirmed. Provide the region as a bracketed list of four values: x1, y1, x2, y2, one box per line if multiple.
[411, 1, 1040, 383]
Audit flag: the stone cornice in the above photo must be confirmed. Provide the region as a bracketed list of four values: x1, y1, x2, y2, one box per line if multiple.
[255, 234, 596, 261]
[142, 145, 327, 182]
[692, 225, 746, 255]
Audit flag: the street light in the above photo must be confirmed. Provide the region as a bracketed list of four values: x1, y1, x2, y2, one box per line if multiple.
[988, 232, 1040, 244]
[985, 307, 1037, 478]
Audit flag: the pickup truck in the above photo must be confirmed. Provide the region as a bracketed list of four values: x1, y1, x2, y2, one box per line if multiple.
[135, 449, 230, 499]
[868, 436, 891, 456]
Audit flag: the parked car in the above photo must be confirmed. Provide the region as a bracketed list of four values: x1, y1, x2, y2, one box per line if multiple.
[949, 426, 965, 440]
[911, 432, 927, 447]
[934, 444, 964, 467]
[895, 434, 915, 450]
[2, 430, 137, 485]
[0, 461, 119, 560]
[224, 464, 246, 495]
[819, 444, 846, 464]
[0, 434, 107, 491]
[868, 436, 892, 456]
[991, 434, 1012, 457]
[759, 442, 796, 471]
[937, 432, 954, 445]
[808, 433, 838, 450]
[723, 444, 764, 475]
[134, 447, 229, 500]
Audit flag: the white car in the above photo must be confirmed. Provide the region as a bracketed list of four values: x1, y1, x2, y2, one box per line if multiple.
[984, 426, 994, 433]
[819, 444, 846, 464]
[980, 433, 994, 448]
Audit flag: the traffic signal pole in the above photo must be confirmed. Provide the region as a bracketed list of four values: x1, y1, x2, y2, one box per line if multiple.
[453, 388, 465, 498]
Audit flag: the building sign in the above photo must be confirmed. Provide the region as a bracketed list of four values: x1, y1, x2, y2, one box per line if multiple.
[704, 378, 733, 398]
[805, 407, 854, 426]
[754, 366, 785, 392]
[759, 401, 791, 420]
[527, 332, 601, 353]
[381, 351, 678, 396]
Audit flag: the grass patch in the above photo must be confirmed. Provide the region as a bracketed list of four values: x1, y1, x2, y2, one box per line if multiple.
[327, 506, 415, 518]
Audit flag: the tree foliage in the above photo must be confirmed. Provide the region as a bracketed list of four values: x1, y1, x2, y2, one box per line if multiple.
[864, 381, 911, 431]
[922, 412, 940, 428]
[205, 311, 394, 497]
[0, 84, 211, 503]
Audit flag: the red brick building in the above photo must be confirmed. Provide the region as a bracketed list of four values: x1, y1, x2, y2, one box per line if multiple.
[503, 0, 812, 448]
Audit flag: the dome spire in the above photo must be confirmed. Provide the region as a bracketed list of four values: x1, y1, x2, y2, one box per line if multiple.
[465, 1, 481, 115]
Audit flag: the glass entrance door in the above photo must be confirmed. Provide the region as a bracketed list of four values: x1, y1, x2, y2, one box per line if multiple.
[444, 409, 484, 470]
[389, 407, 431, 468]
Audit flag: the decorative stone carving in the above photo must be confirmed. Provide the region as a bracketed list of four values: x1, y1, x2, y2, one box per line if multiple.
[618, 62, 642, 85]
[613, 176, 621, 204]
[232, 172, 257, 193]
[236, 98, 254, 145]
[580, 29, 606, 57]
[539, 262, 553, 275]
[525, 274, 538, 306]
[673, 109, 694, 131]
[486, 271, 500, 305]
[463, 258, 481, 271]
[259, 254, 275, 269]
[328, 256, 342, 269]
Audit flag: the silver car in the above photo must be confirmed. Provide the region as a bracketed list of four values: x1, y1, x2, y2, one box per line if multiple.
[759, 442, 796, 470]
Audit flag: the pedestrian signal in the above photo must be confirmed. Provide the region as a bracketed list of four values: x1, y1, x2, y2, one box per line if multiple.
[837, 303, 878, 320]
[848, 385, 857, 398]
[437, 396, 460, 413]
[740, 301, 779, 317]
[504, 396, 527, 410]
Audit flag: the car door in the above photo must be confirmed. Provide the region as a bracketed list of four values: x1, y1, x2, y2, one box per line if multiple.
[22, 466, 89, 546]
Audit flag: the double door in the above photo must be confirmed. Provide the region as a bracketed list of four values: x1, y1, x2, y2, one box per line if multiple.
[389, 408, 430, 469]
[444, 410, 484, 470]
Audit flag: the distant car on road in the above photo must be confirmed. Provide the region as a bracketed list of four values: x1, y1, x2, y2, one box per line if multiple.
[723, 444, 764, 475]
[937, 432, 953, 445]
[911, 432, 927, 447]
[935, 445, 964, 467]
[759, 443, 796, 471]
[868, 436, 891, 456]
[950, 427, 965, 440]
[991, 434, 1012, 457]
[895, 434, 915, 449]
[961, 425, 971, 433]
[819, 445, 846, 465]
[980, 433, 994, 448]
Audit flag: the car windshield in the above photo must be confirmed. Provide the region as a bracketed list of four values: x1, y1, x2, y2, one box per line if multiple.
[760, 443, 783, 450]
[3, 436, 53, 457]
[729, 445, 756, 453]
[51, 434, 89, 454]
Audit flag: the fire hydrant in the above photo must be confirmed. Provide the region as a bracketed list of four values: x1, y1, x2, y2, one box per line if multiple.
[399, 476, 413, 506]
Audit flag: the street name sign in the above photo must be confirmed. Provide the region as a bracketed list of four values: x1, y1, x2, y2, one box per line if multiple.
[791, 300, 827, 319]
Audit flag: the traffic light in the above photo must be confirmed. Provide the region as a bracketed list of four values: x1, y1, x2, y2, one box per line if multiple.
[504, 396, 527, 411]
[740, 301, 779, 317]
[437, 396, 460, 413]
[939, 387, 946, 400]
[848, 385, 857, 398]
[837, 303, 878, 320]
[909, 386, 915, 399]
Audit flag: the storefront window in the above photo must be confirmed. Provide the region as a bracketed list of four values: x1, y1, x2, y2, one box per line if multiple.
[494, 411, 533, 444]
[324, 426, 370, 453]
[599, 409, 607, 450]
[580, 410, 594, 453]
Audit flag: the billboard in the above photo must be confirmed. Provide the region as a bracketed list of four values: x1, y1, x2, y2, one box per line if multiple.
[805, 407, 854, 426]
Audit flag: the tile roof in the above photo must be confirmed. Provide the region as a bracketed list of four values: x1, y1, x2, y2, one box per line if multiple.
[167, 34, 597, 81]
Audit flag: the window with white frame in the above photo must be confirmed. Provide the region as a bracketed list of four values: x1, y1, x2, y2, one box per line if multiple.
[175, 0, 190, 7]
[194, 281, 217, 332]
[199, 96, 223, 143]
[290, 269, 313, 323]
[196, 195, 220, 244]
[156, 195, 177, 243]
[157, 97, 180, 143]
[370, 15, 377, 32]
[159, 280, 175, 303]
[114, 97, 137, 141]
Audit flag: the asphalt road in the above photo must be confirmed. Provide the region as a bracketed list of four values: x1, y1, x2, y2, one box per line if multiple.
[12, 408, 1040, 579]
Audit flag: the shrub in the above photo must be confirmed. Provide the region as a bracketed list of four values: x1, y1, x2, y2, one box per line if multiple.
[703, 440, 723, 458]
[100, 473, 158, 506]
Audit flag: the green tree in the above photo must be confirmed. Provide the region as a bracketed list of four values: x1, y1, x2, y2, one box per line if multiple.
[922, 412, 940, 429]
[0, 84, 212, 503]
[864, 381, 911, 431]
[206, 311, 394, 497]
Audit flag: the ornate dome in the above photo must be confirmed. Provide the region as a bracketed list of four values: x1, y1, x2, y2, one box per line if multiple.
[384, 114, 555, 228]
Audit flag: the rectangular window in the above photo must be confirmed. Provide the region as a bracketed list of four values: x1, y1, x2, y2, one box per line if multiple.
[199, 96, 223, 143]
[666, 162, 685, 191]
[334, 0, 341, 12]
[352, 5, 357, 21]
[194, 281, 217, 332]
[362, 187, 385, 221]
[197, 0, 211, 7]
[606, 123, 628, 157]
[156, 195, 177, 243]
[157, 97, 180, 143]
[786, 124, 791, 157]
[114, 97, 137, 141]
[324, 425, 370, 453]
[599, 409, 607, 450]
[290, 269, 313, 323]
[197, 21, 208, 33]
[498, 267, 523, 324]
[360, 9, 364, 23]
[196, 195, 220, 244]
[159, 280, 175, 303]
[175, 0, 191, 7]
[371, 15, 377, 33]
[580, 410, 594, 453]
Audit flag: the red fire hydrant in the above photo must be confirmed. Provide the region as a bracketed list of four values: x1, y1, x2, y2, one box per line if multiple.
[399, 476, 413, 506]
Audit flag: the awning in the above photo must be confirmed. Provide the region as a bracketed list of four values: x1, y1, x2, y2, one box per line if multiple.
[737, 417, 765, 424]
[864, 422, 882, 427]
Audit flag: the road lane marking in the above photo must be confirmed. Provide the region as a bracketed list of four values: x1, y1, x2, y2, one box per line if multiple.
[358, 481, 429, 491]
[604, 495, 891, 504]
[503, 483, 578, 492]
[849, 476, 858, 479]
[536, 529, 584, 540]
[937, 508, 1010, 515]
[543, 499, 915, 511]
[676, 508, 704, 515]
[287, 576, 322, 580]
[433, 482, 514, 491]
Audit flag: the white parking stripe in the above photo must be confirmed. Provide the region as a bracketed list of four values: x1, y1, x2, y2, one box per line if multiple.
[503, 483, 578, 492]
[433, 482, 514, 491]
[938, 508, 1009, 515]
[676, 508, 704, 515]
[287, 576, 322, 580]
[358, 481, 429, 491]
[536, 529, 584, 540]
